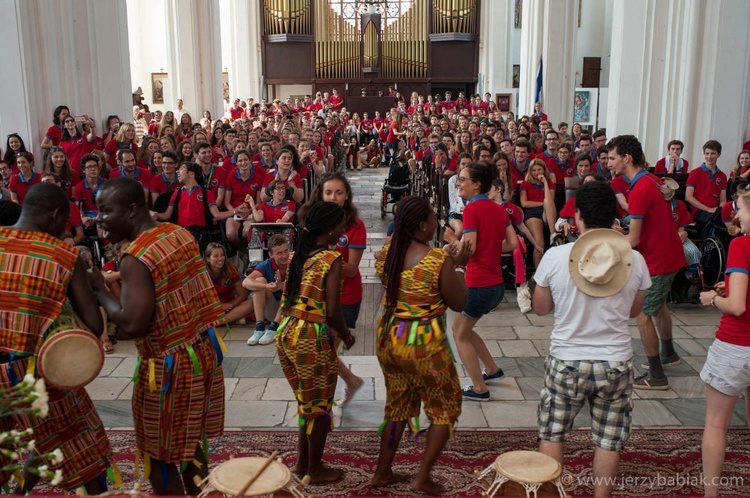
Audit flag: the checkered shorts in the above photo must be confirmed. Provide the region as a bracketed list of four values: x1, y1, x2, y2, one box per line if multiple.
[538, 356, 634, 452]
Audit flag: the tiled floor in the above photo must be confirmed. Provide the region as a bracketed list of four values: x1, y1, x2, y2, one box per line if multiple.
[89, 168, 748, 431]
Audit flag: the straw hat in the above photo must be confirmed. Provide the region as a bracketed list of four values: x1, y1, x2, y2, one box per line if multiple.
[659, 177, 679, 200]
[568, 229, 633, 297]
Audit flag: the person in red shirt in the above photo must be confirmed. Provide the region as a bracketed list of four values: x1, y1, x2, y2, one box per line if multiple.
[149, 150, 180, 205]
[195, 142, 227, 207]
[653, 140, 689, 174]
[41, 172, 84, 246]
[510, 140, 532, 186]
[686, 140, 728, 241]
[3, 133, 34, 173]
[9, 152, 40, 205]
[534, 130, 563, 182]
[44, 146, 77, 198]
[108, 149, 151, 203]
[261, 147, 304, 204]
[40, 104, 70, 152]
[104, 122, 139, 169]
[608, 134, 685, 390]
[224, 150, 264, 249]
[248, 179, 296, 225]
[520, 159, 556, 267]
[60, 115, 96, 178]
[532, 102, 548, 122]
[453, 163, 517, 401]
[229, 99, 244, 121]
[73, 154, 107, 224]
[729, 150, 750, 180]
[204, 242, 254, 324]
[329, 88, 343, 110]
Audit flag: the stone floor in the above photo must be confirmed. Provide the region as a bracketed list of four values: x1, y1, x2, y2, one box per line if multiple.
[89, 168, 748, 431]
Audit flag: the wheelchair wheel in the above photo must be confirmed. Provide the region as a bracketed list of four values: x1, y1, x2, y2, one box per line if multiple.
[700, 235, 725, 288]
[381, 191, 387, 219]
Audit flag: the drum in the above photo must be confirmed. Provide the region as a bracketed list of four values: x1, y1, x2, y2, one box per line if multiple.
[475, 450, 568, 498]
[37, 316, 104, 390]
[199, 456, 308, 498]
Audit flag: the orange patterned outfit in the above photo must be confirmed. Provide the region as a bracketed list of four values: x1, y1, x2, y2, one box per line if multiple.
[375, 245, 462, 434]
[0, 228, 114, 491]
[276, 250, 341, 430]
[124, 223, 226, 467]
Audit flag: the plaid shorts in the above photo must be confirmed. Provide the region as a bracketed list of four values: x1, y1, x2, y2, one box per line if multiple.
[538, 356, 634, 452]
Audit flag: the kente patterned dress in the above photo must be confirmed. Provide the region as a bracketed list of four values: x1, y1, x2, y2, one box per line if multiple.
[276, 249, 341, 432]
[124, 223, 227, 468]
[374, 245, 462, 435]
[0, 228, 115, 491]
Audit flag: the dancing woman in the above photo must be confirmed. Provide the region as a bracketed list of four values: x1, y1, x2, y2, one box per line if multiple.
[372, 196, 470, 495]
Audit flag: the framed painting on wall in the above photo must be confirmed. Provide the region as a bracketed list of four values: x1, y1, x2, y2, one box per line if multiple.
[222, 72, 230, 103]
[573, 88, 597, 126]
[151, 73, 167, 104]
[512, 65, 520, 89]
[496, 93, 512, 112]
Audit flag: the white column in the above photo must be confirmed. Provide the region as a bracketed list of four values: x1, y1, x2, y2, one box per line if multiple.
[518, 0, 544, 117]
[0, 0, 131, 163]
[540, 0, 577, 126]
[165, 0, 224, 118]
[606, 0, 750, 170]
[478, 0, 513, 94]
[224, 0, 264, 102]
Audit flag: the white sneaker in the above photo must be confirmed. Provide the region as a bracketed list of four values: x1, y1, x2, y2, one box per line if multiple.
[258, 329, 277, 345]
[517, 282, 532, 314]
[246, 330, 264, 346]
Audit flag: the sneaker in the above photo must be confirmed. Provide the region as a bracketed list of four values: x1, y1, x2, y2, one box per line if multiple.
[461, 385, 490, 401]
[246, 330, 264, 346]
[633, 373, 669, 390]
[640, 353, 681, 370]
[517, 283, 532, 314]
[482, 368, 504, 382]
[258, 329, 277, 345]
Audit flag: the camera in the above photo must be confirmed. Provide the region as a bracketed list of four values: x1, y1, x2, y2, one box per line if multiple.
[74, 116, 86, 123]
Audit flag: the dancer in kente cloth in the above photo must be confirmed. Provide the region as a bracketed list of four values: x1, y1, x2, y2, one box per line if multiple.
[372, 196, 471, 496]
[89, 177, 226, 495]
[276, 201, 355, 484]
[0, 183, 114, 494]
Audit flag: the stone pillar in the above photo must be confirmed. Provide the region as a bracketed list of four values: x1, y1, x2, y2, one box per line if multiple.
[606, 0, 750, 170]
[477, 0, 513, 95]
[224, 0, 264, 102]
[0, 0, 132, 162]
[540, 0, 577, 126]
[518, 0, 544, 117]
[165, 0, 224, 118]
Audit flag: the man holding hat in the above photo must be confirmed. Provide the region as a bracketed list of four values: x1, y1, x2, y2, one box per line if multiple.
[532, 181, 651, 497]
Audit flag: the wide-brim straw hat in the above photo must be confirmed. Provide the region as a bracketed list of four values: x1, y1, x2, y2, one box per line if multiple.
[568, 229, 633, 297]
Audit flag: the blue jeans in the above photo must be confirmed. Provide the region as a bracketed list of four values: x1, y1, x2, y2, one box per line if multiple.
[463, 285, 505, 319]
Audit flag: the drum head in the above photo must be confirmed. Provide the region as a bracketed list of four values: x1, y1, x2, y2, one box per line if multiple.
[209, 457, 291, 496]
[494, 450, 561, 483]
[38, 329, 104, 389]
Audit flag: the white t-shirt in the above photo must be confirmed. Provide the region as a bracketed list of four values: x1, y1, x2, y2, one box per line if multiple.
[534, 241, 651, 361]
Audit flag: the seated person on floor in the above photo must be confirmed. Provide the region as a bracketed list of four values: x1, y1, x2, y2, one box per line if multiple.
[242, 234, 290, 346]
[204, 242, 254, 326]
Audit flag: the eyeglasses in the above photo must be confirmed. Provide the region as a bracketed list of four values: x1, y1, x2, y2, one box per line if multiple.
[64, 120, 76, 124]
[456, 176, 471, 183]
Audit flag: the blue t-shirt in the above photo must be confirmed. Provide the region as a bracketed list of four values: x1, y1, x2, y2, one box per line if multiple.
[253, 258, 283, 300]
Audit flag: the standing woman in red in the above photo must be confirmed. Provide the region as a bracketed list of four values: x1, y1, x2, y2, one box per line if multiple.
[40, 104, 70, 151]
[699, 187, 750, 497]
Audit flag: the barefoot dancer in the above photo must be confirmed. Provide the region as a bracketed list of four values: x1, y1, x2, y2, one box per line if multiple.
[372, 196, 470, 495]
[276, 201, 355, 483]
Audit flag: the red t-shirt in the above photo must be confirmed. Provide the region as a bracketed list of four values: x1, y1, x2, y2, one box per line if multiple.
[258, 199, 296, 223]
[671, 199, 693, 228]
[202, 164, 228, 200]
[721, 201, 737, 223]
[462, 196, 510, 287]
[109, 166, 152, 191]
[104, 140, 139, 168]
[149, 173, 180, 198]
[509, 159, 530, 186]
[627, 171, 686, 275]
[386, 122, 400, 143]
[45, 125, 63, 146]
[230, 107, 244, 120]
[8, 172, 41, 205]
[169, 186, 216, 227]
[500, 201, 524, 226]
[66, 201, 83, 233]
[73, 177, 106, 216]
[262, 170, 303, 192]
[212, 265, 241, 304]
[520, 180, 555, 203]
[336, 218, 366, 306]
[225, 166, 266, 208]
[610, 175, 630, 218]
[715, 235, 750, 346]
[686, 164, 727, 210]
[653, 157, 689, 174]
[60, 134, 90, 178]
[534, 151, 564, 181]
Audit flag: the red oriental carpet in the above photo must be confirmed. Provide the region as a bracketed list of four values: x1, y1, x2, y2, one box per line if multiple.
[35, 429, 750, 496]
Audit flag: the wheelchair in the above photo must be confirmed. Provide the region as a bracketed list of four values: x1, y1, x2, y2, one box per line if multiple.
[380, 160, 411, 219]
[246, 222, 296, 271]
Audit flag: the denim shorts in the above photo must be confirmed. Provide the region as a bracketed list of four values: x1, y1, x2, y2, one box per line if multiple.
[524, 206, 544, 221]
[700, 339, 750, 396]
[463, 285, 505, 319]
[342, 301, 361, 329]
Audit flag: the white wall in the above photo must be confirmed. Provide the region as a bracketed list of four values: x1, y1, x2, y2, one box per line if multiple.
[127, 0, 170, 112]
[271, 85, 313, 101]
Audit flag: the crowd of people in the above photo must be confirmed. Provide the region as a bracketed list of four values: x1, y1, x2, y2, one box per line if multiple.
[1, 89, 750, 497]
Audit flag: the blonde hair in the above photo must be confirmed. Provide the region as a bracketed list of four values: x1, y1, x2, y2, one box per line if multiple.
[524, 158, 551, 183]
[114, 122, 135, 143]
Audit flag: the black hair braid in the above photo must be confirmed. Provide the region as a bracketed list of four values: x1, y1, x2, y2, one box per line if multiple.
[383, 196, 433, 314]
[282, 201, 345, 310]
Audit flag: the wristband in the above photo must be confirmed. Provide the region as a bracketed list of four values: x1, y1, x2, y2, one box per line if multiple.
[710, 293, 718, 308]
[454, 268, 466, 274]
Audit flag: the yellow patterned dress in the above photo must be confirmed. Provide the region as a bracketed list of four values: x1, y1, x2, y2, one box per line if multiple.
[374, 245, 462, 434]
[276, 249, 342, 431]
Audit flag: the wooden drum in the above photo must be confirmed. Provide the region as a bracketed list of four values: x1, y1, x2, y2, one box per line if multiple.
[199, 456, 308, 497]
[476, 450, 568, 498]
[37, 321, 104, 390]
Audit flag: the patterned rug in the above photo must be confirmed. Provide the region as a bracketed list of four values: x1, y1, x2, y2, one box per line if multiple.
[36, 429, 750, 496]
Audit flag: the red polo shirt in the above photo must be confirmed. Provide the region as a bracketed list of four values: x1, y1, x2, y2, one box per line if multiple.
[109, 166, 152, 191]
[225, 166, 266, 208]
[73, 177, 106, 216]
[686, 164, 727, 210]
[716, 235, 750, 346]
[8, 172, 41, 205]
[462, 195, 510, 287]
[169, 186, 216, 228]
[258, 199, 296, 223]
[336, 218, 367, 306]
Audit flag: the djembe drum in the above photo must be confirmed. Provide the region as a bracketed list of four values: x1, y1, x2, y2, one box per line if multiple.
[37, 314, 104, 389]
[198, 455, 308, 497]
[476, 450, 568, 498]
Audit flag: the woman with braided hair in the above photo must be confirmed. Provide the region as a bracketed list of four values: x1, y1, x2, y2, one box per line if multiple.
[371, 196, 471, 495]
[276, 200, 356, 484]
